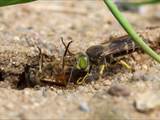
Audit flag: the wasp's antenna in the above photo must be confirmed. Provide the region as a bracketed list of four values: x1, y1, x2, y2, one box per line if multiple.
[63, 41, 73, 58]
[61, 37, 66, 48]
[37, 47, 43, 73]
[61, 37, 73, 70]
[61, 37, 73, 55]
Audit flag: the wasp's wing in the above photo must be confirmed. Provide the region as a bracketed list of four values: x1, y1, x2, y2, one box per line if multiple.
[103, 35, 139, 57]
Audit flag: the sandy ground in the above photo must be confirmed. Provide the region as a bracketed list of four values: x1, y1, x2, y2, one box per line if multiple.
[0, 0, 160, 119]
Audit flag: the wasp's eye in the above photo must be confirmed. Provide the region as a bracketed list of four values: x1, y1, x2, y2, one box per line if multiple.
[76, 54, 89, 70]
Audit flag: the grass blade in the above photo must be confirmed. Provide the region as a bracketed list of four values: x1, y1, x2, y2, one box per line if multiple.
[0, 0, 37, 7]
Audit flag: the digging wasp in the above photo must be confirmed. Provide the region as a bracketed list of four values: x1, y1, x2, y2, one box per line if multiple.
[17, 29, 160, 89]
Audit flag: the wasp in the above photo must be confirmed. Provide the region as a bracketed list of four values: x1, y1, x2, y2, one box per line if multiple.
[86, 29, 160, 65]
[77, 31, 160, 82]
[17, 38, 90, 89]
[17, 28, 160, 89]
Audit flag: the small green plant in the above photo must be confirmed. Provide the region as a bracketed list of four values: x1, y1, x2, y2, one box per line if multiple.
[0, 0, 36, 7]
[104, 0, 160, 63]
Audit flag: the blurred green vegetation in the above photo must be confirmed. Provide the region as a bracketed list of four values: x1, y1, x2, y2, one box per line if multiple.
[115, 0, 160, 12]
[125, 0, 160, 6]
[0, 0, 36, 7]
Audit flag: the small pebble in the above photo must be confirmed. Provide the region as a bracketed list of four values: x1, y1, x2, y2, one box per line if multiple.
[154, 64, 160, 70]
[135, 92, 160, 113]
[77, 86, 85, 91]
[56, 89, 63, 95]
[93, 84, 100, 90]
[79, 102, 90, 112]
[132, 69, 160, 81]
[142, 65, 148, 70]
[143, 73, 159, 81]
[143, 69, 160, 81]
[5, 103, 14, 110]
[132, 68, 160, 81]
[108, 84, 130, 97]
[34, 85, 41, 90]
[132, 70, 145, 81]
[42, 87, 48, 97]
[102, 80, 111, 86]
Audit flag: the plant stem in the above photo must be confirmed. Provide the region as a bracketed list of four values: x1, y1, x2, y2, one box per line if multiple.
[104, 0, 160, 63]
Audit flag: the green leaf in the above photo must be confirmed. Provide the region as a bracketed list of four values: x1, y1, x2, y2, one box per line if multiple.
[0, 0, 37, 7]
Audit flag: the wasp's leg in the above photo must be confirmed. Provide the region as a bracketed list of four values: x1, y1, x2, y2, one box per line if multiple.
[99, 64, 106, 76]
[99, 56, 108, 76]
[118, 60, 132, 70]
[76, 72, 89, 85]
[108, 58, 133, 71]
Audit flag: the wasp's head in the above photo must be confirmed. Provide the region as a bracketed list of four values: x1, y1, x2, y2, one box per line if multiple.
[86, 45, 104, 64]
[75, 52, 90, 71]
